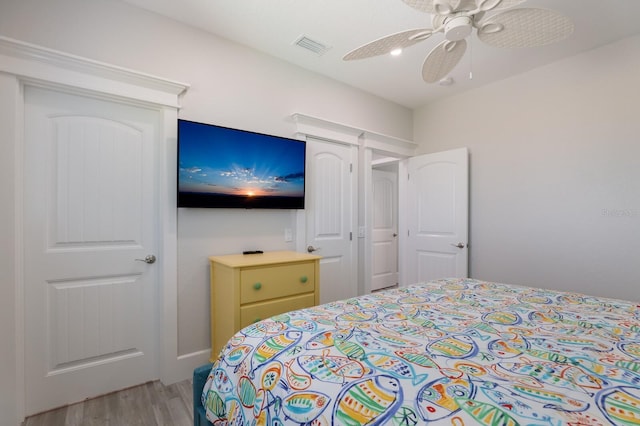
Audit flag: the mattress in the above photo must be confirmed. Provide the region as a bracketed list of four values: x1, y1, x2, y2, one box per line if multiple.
[202, 278, 640, 425]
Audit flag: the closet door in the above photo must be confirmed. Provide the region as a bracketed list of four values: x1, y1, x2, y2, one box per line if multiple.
[305, 138, 357, 304]
[24, 86, 159, 415]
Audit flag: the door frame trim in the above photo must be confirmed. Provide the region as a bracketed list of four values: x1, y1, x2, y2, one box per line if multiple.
[0, 36, 189, 424]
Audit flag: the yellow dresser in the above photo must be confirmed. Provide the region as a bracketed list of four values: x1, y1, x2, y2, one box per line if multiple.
[209, 251, 321, 360]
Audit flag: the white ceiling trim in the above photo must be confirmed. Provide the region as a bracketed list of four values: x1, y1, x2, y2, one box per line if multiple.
[361, 131, 416, 158]
[292, 113, 416, 157]
[0, 36, 190, 108]
[292, 113, 363, 145]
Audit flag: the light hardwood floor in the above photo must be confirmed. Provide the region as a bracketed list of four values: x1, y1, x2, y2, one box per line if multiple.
[23, 379, 193, 426]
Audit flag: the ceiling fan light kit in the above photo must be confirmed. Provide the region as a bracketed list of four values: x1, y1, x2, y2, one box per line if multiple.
[343, 0, 574, 84]
[444, 15, 473, 41]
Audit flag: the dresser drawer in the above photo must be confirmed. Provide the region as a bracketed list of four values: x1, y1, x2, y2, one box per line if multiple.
[210, 251, 320, 360]
[240, 262, 315, 304]
[240, 293, 316, 328]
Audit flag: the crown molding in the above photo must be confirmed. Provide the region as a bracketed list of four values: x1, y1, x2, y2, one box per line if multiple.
[0, 36, 189, 107]
[291, 112, 416, 157]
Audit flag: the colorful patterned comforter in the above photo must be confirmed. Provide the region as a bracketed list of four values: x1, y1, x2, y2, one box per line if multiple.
[202, 278, 640, 425]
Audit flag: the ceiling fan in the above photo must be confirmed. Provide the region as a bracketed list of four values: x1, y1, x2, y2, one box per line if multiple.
[343, 0, 574, 83]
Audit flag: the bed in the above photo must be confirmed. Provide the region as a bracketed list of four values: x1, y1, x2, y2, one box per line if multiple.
[200, 278, 640, 425]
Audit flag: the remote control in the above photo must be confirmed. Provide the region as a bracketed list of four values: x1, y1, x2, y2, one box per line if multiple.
[242, 250, 264, 255]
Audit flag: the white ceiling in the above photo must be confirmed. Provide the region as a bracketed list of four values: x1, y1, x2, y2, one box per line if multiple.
[120, 0, 640, 109]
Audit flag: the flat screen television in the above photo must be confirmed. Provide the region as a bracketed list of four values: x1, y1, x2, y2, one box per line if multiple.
[177, 119, 306, 209]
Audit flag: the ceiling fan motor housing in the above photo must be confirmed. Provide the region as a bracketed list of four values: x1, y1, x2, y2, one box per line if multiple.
[444, 15, 473, 41]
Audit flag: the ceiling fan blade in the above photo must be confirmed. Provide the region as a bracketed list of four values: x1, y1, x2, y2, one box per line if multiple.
[422, 39, 467, 83]
[401, 0, 459, 14]
[473, 0, 524, 13]
[477, 8, 574, 48]
[343, 28, 434, 60]
[402, 0, 522, 14]
[485, 0, 525, 11]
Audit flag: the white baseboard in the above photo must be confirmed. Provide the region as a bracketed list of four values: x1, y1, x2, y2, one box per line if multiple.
[161, 349, 212, 385]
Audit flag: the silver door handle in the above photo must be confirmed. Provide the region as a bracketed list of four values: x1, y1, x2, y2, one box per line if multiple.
[451, 243, 465, 249]
[307, 245, 320, 253]
[135, 254, 157, 264]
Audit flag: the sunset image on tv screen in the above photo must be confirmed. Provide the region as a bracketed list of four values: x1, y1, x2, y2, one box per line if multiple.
[178, 120, 305, 209]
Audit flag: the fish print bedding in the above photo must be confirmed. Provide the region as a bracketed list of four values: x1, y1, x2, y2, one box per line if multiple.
[202, 278, 640, 425]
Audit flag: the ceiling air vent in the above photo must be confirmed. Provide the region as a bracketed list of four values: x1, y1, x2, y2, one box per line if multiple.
[294, 35, 331, 56]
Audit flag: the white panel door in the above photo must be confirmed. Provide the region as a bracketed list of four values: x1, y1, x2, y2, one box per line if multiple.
[406, 148, 468, 284]
[371, 169, 398, 291]
[305, 139, 357, 304]
[24, 86, 158, 415]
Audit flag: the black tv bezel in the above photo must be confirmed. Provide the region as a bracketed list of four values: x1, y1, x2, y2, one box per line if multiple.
[177, 119, 306, 210]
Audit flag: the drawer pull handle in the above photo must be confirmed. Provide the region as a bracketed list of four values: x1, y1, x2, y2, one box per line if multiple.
[300, 276, 308, 284]
[253, 282, 262, 290]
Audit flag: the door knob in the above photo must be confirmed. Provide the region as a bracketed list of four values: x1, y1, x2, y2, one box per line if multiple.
[392, 233, 398, 237]
[451, 243, 465, 249]
[307, 245, 320, 253]
[135, 254, 157, 264]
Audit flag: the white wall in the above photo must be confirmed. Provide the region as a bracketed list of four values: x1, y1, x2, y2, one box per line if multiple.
[413, 35, 640, 302]
[0, 0, 412, 382]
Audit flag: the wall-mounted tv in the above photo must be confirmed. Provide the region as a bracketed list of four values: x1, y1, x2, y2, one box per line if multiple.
[177, 119, 306, 209]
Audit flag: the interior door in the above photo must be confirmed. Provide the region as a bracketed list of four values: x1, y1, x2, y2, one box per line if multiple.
[305, 138, 357, 304]
[23, 86, 158, 415]
[371, 169, 398, 291]
[405, 148, 468, 284]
